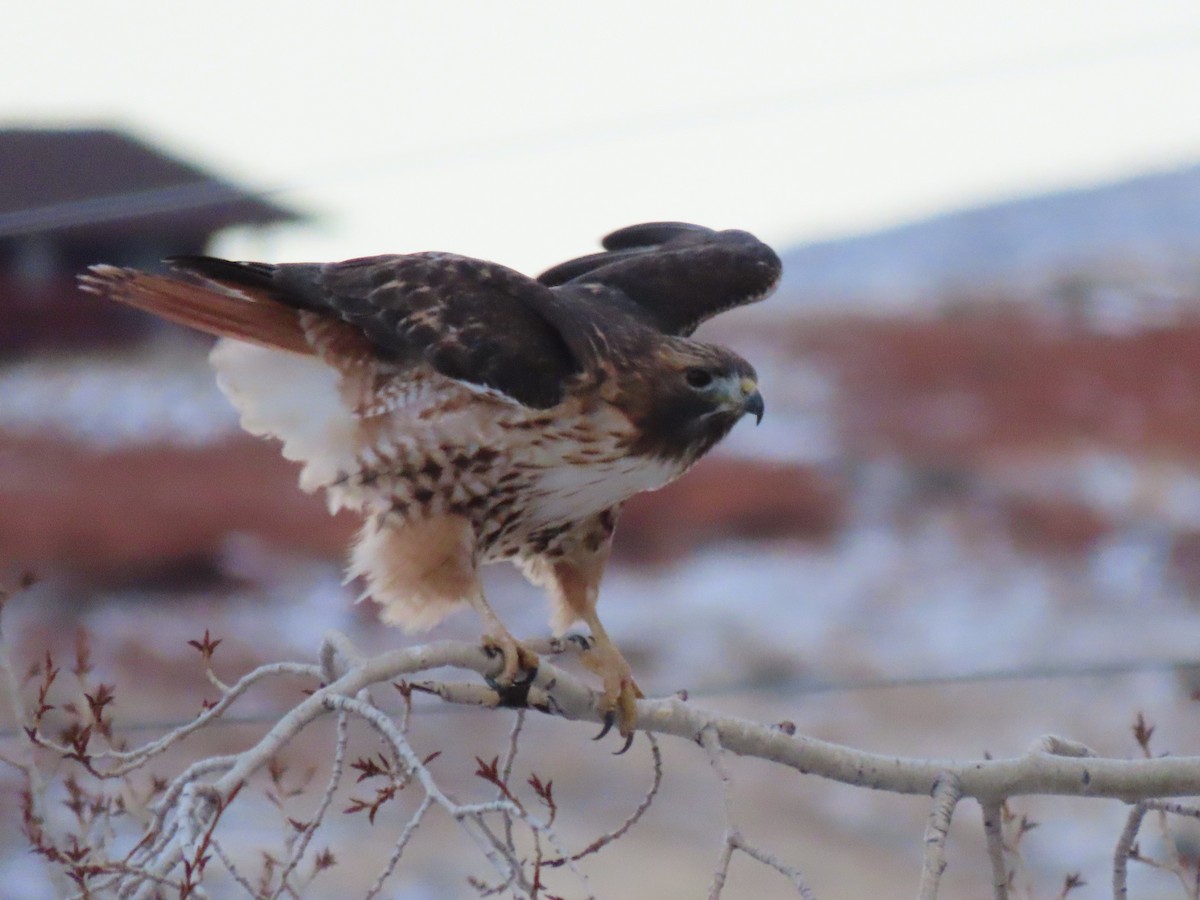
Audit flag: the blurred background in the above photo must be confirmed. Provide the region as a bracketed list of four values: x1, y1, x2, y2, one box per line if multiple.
[5, 2, 1200, 896]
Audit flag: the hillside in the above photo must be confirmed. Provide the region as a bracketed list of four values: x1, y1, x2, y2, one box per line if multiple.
[778, 161, 1200, 311]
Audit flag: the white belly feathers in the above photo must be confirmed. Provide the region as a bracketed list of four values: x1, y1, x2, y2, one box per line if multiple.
[209, 340, 685, 534]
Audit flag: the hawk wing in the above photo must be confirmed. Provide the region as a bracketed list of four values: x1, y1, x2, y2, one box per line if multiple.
[80, 222, 778, 406]
[84, 253, 583, 409]
[536, 222, 782, 336]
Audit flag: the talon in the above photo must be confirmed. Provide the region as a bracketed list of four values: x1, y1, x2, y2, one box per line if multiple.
[580, 636, 642, 746]
[567, 633, 594, 651]
[594, 711, 616, 741]
[614, 731, 636, 755]
[480, 632, 539, 686]
[480, 632, 540, 709]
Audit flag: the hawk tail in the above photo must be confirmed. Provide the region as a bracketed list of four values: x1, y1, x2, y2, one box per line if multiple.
[78, 264, 311, 354]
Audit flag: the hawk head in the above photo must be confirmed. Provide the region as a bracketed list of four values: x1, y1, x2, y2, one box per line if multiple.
[619, 337, 763, 464]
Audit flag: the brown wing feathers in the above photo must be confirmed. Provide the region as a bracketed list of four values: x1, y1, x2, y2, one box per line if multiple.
[79, 264, 312, 355]
[537, 222, 782, 337]
[78, 222, 780, 407]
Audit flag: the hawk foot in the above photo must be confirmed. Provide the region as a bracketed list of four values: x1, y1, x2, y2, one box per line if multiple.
[581, 641, 643, 754]
[482, 632, 539, 696]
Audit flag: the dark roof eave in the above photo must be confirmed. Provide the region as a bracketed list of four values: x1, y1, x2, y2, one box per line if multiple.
[0, 128, 306, 240]
[0, 182, 303, 242]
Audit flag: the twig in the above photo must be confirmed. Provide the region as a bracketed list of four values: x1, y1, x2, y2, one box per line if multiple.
[981, 800, 1010, 900]
[543, 732, 663, 868]
[0, 585, 76, 898]
[323, 693, 590, 898]
[364, 795, 435, 900]
[499, 710, 525, 857]
[208, 835, 261, 898]
[1113, 801, 1148, 900]
[703, 723, 739, 900]
[26, 660, 322, 776]
[916, 771, 962, 900]
[699, 724, 816, 899]
[267, 707, 351, 899]
[22, 630, 1200, 898]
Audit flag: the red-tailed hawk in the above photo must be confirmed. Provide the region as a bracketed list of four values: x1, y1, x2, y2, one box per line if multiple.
[80, 222, 779, 744]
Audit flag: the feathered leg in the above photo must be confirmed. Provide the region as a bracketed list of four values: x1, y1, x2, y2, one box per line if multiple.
[539, 517, 642, 744]
[576, 604, 643, 744]
[353, 514, 538, 685]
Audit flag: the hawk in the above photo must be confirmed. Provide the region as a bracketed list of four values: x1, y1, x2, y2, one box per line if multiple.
[80, 222, 780, 743]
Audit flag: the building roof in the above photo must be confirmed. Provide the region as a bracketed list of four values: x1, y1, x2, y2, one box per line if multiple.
[0, 128, 303, 242]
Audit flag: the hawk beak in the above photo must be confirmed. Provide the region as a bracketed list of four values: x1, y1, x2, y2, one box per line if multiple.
[740, 378, 764, 425]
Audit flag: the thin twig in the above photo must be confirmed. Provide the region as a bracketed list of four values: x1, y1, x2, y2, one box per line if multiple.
[980, 800, 1010, 900]
[1114, 801, 1148, 900]
[364, 795, 435, 900]
[208, 836, 262, 898]
[24, 630, 1200, 898]
[499, 710, 526, 857]
[543, 732, 663, 868]
[267, 707, 351, 900]
[29, 660, 321, 776]
[700, 724, 816, 899]
[735, 840, 819, 899]
[324, 693, 590, 897]
[917, 772, 963, 900]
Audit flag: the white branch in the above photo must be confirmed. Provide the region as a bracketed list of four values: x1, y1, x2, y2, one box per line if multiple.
[1113, 801, 1147, 900]
[19, 631, 1200, 899]
[251, 636, 1200, 805]
[700, 723, 816, 899]
[981, 800, 1009, 900]
[916, 772, 962, 900]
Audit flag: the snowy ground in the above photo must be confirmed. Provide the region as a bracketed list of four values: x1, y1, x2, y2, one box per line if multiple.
[0, 338, 239, 449]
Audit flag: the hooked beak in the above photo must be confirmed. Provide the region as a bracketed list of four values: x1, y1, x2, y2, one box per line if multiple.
[740, 378, 764, 425]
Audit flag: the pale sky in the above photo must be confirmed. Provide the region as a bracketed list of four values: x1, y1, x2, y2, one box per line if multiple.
[5, 1, 1200, 272]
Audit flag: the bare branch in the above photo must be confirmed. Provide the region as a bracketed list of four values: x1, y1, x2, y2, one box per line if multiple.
[290, 637, 1200, 805]
[543, 732, 663, 869]
[17, 626, 1200, 899]
[498, 710, 525, 858]
[981, 801, 1010, 900]
[364, 795, 434, 900]
[700, 723, 816, 899]
[267, 707, 351, 900]
[1114, 801, 1148, 900]
[917, 772, 963, 900]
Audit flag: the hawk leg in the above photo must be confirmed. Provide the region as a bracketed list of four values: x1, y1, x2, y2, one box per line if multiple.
[536, 521, 641, 750]
[578, 608, 643, 749]
[467, 591, 540, 687]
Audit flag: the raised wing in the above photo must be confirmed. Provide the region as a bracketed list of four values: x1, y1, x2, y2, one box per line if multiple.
[85, 253, 583, 409]
[537, 222, 782, 336]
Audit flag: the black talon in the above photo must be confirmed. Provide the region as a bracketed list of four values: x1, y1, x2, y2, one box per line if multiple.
[594, 711, 616, 741]
[567, 633, 594, 651]
[613, 731, 636, 755]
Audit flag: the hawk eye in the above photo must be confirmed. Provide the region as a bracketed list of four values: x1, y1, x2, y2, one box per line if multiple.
[685, 368, 713, 389]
